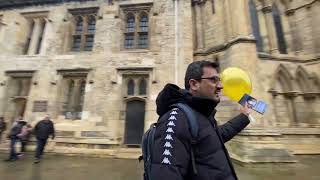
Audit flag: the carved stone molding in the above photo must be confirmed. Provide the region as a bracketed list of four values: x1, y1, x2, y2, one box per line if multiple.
[21, 11, 49, 19]
[120, 2, 153, 13]
[57, 68, 91, 77]
[192, 0, 207, 6]
[5, 70, 35, 78]
[261, 5, 272, 13]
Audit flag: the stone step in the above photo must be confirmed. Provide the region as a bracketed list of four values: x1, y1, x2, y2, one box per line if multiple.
[0, 141, 10, 152]
[116, 147, 141, 153]
[114, 148, 141, 159]
[0, 140, 142, 159]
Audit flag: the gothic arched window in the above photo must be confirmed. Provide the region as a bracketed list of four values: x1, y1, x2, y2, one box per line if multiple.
[126, 14, 135, 33]
[72, 17, 82, 51]
[80, 80, 86, 96]
[67, 80, 75, 100]
[75, 16, 83, 33]
[127, 79, 135, 95]
[123, 11, 150, 49]
[249, 0, 263, 52]
[87, 15, 96, 33]
[139, 78, 147, 95]
[124, 14, 135, 49]
[139, 14, 148, 32]
[272, 4, 287, 54]
[70, 10, 97, 52]
[138, 13, 149, 49]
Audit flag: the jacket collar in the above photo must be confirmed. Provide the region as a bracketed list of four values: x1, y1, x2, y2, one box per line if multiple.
[185, 94, 219, 118]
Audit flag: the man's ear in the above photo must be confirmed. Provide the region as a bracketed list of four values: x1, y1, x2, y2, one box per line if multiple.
[189, 79, 199, 91]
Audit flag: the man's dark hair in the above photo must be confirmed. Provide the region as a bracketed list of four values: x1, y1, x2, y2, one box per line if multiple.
[184, 60, 219, 90]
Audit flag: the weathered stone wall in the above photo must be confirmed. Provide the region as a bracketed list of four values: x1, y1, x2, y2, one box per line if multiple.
[0, 0, 193, 146]
[0, 0, 319, 161]
[192, 0, 320, 162]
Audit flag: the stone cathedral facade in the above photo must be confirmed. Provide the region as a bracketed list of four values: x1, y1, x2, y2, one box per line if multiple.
[0, 0, 319, 162]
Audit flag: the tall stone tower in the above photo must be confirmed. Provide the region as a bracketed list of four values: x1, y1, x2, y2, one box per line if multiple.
[192, 0, 320, 162]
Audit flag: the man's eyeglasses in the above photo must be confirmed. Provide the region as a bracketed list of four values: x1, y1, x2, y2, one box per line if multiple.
[195, 76, 221, 83]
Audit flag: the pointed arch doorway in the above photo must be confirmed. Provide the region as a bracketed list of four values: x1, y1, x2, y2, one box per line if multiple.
[124, 99, 145, 145]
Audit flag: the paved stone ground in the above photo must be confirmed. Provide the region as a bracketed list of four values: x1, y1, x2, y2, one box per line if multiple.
[0, 153, 319, 180]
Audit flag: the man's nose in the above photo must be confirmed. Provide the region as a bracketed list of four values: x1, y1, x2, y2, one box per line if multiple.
[217, 81, 223, 89]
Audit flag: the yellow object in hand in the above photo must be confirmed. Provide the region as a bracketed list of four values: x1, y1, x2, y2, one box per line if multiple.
[221, 67, 252, 102]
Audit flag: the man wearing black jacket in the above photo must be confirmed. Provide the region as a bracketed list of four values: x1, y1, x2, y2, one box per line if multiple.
[0, 117, 6, 143]
[150, 61, 251, 180]
[4, 117, 26, 161]
[33, 114, 55, 163]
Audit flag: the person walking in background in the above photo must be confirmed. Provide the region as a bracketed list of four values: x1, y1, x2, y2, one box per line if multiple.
[4, 117, 26, 161]
[17, 124, 32, 157]
[33, 114, 55, 164]
[0, 117, 7, 143]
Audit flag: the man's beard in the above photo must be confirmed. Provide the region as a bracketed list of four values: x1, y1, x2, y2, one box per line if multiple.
[197, 92, 221, 104]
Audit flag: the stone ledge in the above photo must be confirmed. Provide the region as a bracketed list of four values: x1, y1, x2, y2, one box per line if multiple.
[228, 127, 320, 163]
[239, 129, 281, 136]
[0, 0, 96, 10]
[276, 128, 320, 135]
[48, 138, 119, 144]
[194, 36, 256, 56]
[0, 145, 141, 159]
[258, 52, 320, 63]
[227, 139, 297, 164]
[240, 128, 320, 136]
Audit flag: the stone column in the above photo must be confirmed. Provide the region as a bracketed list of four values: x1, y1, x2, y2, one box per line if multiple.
[311, 4, 320, 54]
[194, 2, 205, 50]
[231, 0, 251, 36]
[303, 7, 315, 54]
[262, 5, 278, 53]
[286, 11, 302, 53]
[223, 0, 233, 41]
[0, 20, 5, 44]
[39, 19, 49, 55]
[0, 76, 9, 116]
[27, 18, 42, 55]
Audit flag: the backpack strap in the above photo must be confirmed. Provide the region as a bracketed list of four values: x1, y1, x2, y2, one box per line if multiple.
[173, 103, 198, 138]
[171, 103, 198, 175]
[147, 123, 157, 163]
[140, 123, 157, 180]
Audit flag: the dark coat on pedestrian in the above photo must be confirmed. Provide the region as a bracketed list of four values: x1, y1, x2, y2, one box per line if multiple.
[0, 119, 6, 132]
[34, 120, 55, 140]
[9, 121, 25, 138]
[150, 84, 250, 180]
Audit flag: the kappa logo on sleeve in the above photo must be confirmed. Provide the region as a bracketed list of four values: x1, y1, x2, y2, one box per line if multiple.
[166, 127, 174, 133]
[170, 110, 178, 115]
[164, 141, 173, 148]
[167, 121, 176, 127]
[165, 134, 173, 141]
[161, 157, 171, 165]
[163, 149, 172, 156]
[161, 109, 178, 165]
[168, 116, 177, 121]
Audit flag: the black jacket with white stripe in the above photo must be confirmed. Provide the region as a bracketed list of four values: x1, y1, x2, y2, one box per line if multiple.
[150, 84, 250, 180]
